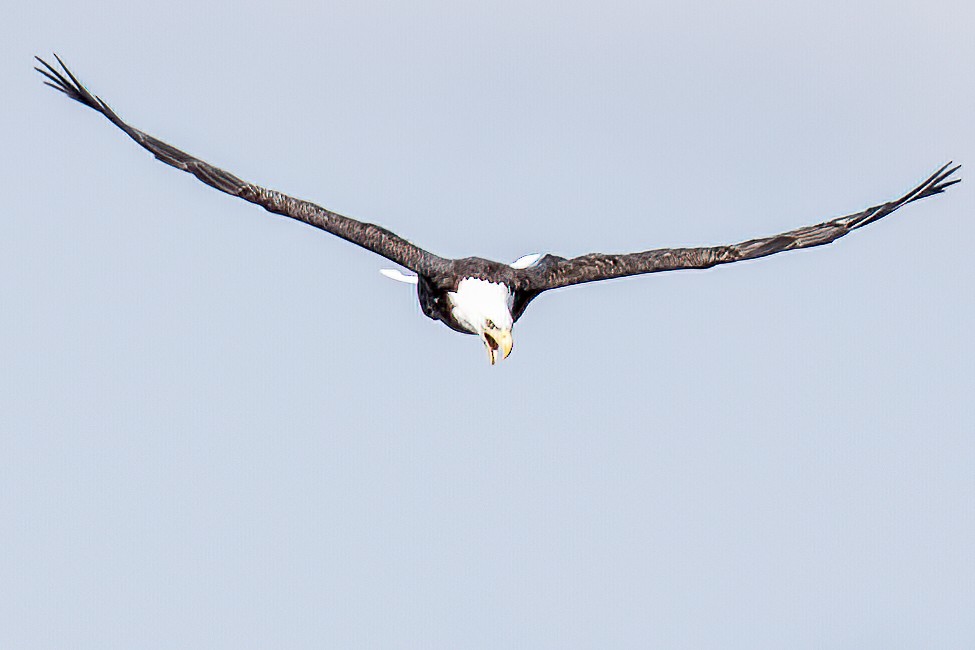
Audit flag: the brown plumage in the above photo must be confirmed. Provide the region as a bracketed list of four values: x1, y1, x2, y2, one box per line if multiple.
[35, 54, 449, 277]
[518, 162, 959, 291]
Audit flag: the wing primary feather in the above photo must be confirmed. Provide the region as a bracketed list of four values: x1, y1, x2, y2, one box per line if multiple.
[41, 80, 68, 95]
[35, 66, 66, 89]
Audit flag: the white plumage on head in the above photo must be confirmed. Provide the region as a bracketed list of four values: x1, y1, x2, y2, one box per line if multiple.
[447, 277, 513, 335]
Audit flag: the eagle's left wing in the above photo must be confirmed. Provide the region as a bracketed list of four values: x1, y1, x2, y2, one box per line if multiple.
[518, 163, 960, 291]
[35, 55, 450, 277]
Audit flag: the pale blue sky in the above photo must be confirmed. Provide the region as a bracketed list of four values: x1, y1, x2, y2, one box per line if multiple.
[3, 1, 974, 648]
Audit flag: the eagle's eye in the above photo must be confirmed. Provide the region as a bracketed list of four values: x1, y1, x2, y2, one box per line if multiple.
[485, 318, 495, 329]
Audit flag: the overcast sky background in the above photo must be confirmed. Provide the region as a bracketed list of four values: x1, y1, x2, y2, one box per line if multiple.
[2, 1, 973, 648]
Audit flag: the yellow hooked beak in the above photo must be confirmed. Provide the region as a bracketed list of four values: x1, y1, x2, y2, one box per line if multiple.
[482, 328, 513, 365]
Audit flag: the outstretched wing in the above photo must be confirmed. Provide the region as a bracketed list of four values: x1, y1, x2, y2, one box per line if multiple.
[519, 163, 960, 291]
[35, 55, 449, 276]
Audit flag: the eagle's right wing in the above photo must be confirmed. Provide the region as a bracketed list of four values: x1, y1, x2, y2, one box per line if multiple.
[36, 55, 450, 276]
[518, 163, 960, 291]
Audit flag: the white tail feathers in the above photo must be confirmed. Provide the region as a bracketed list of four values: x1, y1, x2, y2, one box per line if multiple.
[510, 253, 543, 269]
[380, 269, 419, 284]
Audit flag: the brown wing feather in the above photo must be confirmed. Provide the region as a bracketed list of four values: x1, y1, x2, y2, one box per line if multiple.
[520, 163, 960, 291]
[36, 55, 449, 276]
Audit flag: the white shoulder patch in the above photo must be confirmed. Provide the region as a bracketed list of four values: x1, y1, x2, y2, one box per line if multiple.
[510, 253, 543, 269]
[380, 269, 419, 284]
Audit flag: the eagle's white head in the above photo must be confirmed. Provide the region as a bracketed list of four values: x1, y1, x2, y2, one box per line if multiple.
[383, 255, 541, 364]
[447, 277, 514, 364]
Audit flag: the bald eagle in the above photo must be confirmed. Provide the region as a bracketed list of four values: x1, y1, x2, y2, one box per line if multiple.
[36, 55, 960, 364]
